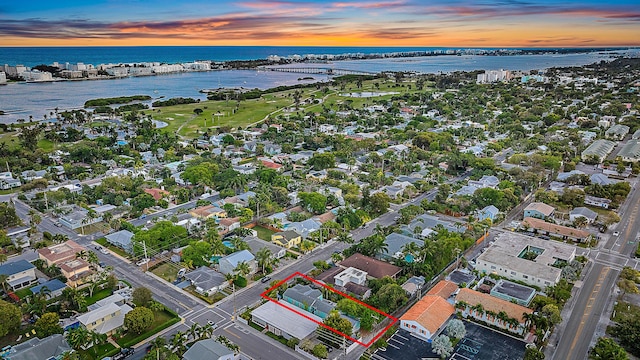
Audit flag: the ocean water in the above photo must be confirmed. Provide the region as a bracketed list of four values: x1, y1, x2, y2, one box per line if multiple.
[0, 47, 634, 125]
[0, 46, 464, 68]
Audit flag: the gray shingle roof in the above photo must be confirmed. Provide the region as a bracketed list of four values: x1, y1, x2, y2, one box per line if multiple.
[384, 233, 424, 257]
[8, 334, 71, 360]
[183, 339, 234, 360]
[219, 250, 255, 268]
[619, 140, 640, 160]
[582, 139, 615, 159]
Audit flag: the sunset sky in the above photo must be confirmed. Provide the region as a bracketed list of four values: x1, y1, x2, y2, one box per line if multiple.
[1, 0, 639, 47]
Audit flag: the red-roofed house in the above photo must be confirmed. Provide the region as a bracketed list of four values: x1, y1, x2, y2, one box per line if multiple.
[400, 295, 455, 341]
[426, 280, 459, 300]
[455, 288, 533, 335]
[144, 188, 170, 201]
[261, 160, 283, 171]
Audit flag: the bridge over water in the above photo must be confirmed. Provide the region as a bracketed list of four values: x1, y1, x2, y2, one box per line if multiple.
[258, 67, 376, 76]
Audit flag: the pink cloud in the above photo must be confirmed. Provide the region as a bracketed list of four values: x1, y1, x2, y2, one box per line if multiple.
[331, 0, 406, 9]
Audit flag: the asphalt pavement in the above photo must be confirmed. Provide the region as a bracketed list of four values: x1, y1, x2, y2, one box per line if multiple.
[551, 175, 640, 360]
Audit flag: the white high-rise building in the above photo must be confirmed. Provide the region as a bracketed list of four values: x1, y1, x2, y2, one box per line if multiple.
[477, 69, 512, 84]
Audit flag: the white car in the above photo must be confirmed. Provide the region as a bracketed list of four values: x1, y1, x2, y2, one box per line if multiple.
[613, 231, 620, 236]
[136, 258, 150, 266]
[100, 248, 109, 255]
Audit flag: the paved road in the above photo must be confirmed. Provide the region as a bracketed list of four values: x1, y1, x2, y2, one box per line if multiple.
[4, 176, 468, 360]
[551, 175, 640, 360]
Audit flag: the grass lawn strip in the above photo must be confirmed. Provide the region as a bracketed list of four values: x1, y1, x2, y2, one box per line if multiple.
[116, 309, 180, 348]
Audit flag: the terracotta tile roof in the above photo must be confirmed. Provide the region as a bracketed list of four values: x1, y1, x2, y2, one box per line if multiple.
[144, 188, 170, 201]
[261, 160, 282, 169]
[522, 217, 591, 239]
[400, 295, 455, 335]
[426, 280, 459, 299]
[38, 240, 85, 265]
[191, 205, 215, 217]
[339, 253, 402, 279]
[456, 288, 533, 323]
[219, 217, 240, 227]
[316, 211, 337, 224]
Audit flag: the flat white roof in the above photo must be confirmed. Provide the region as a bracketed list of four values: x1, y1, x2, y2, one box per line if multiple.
[477, 231, 576, 284]
[251, 300, 322, 339]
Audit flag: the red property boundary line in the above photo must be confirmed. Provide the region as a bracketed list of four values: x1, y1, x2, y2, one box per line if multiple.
[260, 271, 398, 347]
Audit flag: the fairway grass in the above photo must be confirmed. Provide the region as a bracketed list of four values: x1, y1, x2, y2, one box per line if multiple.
[151, 78, 431, 139]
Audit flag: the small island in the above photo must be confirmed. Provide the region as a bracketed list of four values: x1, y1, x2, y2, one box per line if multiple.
[84, 95, 152, 108]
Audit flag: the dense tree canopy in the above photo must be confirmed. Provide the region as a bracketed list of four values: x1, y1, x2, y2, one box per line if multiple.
[124, 306, 155, 334]
[323, 310, 353, 337]
[0, 300, 21, 337]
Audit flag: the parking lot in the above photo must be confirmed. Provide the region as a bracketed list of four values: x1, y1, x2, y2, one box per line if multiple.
[450, 321, 526, 360]
[372, 321, 526, 360]
[372, 329, 438, 360]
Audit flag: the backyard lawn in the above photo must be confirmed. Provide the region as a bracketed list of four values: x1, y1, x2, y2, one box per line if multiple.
[85, 288, 113, 306]
[253, 225, 276, 241]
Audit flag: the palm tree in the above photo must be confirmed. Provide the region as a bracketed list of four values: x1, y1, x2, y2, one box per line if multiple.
[170, 332, 187, 354]
[149, 300, 165, 312]
[0, 253, 7, 265]
[497, 311, 509, 326]
[231, 237, 249, 251]
[149, 336, 167, 358]
[210, 240, 226, 256]
[89, 331, 107, 358]
[256, 248, 273, 274]
[52, 234, 69, 244]
[66, 327, 90, 351]
[0, 274, 9, 294]
[366, 235, 388, 257]
[102, 212, 113, 227]
[523, 312, 537, 332]
[234, 261, 252, 279]
[201, 323, 214, 339]
[299, 240, 315, 253]
[471, 303, 484, 317]
[187, 323, 201, 341]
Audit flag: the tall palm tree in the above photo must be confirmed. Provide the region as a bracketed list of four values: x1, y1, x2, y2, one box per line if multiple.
[0, 274, 9, 294]
[170, 332, 185, 354]
[52, 234, 69, 244]
[231, 237, 249, 251]
[89, 331, 107, 358]
[210, 240, 226, 256]
[187, 323, 201, 342]
[255, 248, 273, 274]
[366, 235, 388, 257]
[201, 323, 214, 339]
[234, 261, 252, 279]
[149, 336, 167, 358]
[523, 312, 536, 332]
[66, 327, 90, 351]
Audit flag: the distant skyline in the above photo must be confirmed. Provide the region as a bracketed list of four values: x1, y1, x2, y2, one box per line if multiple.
[1, 0, 639, 47]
